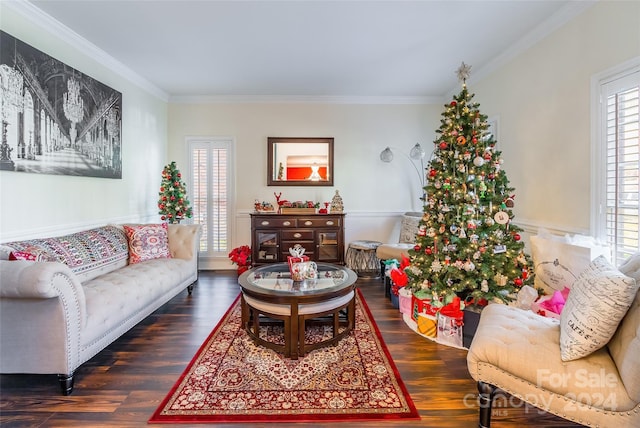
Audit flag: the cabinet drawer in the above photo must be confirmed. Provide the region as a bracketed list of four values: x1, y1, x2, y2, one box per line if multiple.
[281, 250, 315, 260]
[254, 217, 297, 228]
[298, 216, 341, 228]
[282, 230, 314, 240]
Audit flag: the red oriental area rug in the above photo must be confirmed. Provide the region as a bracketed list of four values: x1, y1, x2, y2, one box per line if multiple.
[149, 289, 419, 424]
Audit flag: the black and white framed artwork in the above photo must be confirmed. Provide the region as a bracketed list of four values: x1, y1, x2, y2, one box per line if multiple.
[0, 30, 122, 178]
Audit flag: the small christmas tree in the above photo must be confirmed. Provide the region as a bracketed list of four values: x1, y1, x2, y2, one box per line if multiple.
[158, 161, 193, 224]
[406, 63, 533, 306]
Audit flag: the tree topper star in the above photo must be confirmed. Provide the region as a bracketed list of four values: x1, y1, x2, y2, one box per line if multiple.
[456, 62, 472, 83]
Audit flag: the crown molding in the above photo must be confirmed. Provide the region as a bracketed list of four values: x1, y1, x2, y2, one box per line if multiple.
[169, 94, 442, 105]
[5, 0, 169, 102]
[446, 0, 598, 97]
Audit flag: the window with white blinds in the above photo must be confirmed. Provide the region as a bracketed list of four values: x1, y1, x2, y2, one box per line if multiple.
[594, 64, 640, 265]
[188, 138, 233, 256]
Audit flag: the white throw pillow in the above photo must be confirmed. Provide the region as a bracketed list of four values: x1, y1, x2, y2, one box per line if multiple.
[398, 214, 421, 244]
[530, 234, 609, 293]
[560, 255, 639, 361]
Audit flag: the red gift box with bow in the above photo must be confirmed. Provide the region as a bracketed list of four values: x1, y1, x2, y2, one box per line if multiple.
[436, 296, 464, 348]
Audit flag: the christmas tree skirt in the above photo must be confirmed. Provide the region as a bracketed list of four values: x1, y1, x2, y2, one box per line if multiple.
[402, 314, 468, 351]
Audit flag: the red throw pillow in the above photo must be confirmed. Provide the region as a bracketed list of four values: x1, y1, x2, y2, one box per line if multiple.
[123, 223, 172, 264]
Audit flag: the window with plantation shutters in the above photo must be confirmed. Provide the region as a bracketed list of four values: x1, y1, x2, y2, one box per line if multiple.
[188, 138, 233, 256]
[594, 62, 640, 266]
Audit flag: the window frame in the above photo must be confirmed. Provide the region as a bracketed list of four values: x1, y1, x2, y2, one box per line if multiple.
[591, 58, 640, 265]
[187, 136, 235, 261]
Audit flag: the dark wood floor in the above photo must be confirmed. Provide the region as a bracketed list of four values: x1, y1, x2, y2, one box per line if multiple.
[0, 271, 584, 427]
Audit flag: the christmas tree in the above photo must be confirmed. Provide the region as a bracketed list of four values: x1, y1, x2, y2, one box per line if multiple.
[158, 161, 193, 224]
[406, 63, 533, 306]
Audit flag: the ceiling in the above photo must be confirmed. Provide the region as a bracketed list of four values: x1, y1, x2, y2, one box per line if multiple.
[24, 0, 594, 102]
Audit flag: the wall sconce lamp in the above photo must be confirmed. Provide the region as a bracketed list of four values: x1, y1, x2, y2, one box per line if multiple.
[380, 143, 427, 194]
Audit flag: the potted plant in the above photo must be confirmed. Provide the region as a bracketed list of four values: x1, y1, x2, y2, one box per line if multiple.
[228, 245, 251, 275]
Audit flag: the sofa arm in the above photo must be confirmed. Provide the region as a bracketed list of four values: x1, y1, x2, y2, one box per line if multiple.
[1, 260, 86, 302]
[0, 260, 87, 376]
[167, 224, 202, 260]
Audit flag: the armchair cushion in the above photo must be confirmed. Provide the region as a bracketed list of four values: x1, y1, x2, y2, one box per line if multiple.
[608, 252, 640, 401]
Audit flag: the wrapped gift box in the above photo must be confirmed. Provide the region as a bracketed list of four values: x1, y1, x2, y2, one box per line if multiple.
[416, 313, 437, 338]
[411, 293, 438, 321]
[390, 292, 399, 308]
[463, 306, 483, 348]
[437, 312, 464, 348]
[399, 287, 412, 315]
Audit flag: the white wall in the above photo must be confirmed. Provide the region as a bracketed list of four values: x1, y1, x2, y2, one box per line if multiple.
[2, 1, 636, 264]
[0, 4, 169, 241]
[168, 102, 442, 268]
[169, 1, 640, 269]
[471, 0, 640, 238]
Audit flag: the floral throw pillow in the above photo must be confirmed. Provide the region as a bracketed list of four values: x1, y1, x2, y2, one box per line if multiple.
[123, 223, 172, 264]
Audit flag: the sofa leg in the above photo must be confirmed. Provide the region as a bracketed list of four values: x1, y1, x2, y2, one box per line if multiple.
[478, 381, 496, 428]
[187, 280, 197, 295]
[58, 373, 74, 395]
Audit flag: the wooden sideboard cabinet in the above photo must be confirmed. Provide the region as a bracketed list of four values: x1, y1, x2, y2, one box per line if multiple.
[250, 213, 345, 266]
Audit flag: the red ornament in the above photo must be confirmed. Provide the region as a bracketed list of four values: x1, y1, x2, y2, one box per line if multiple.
[425, 247, 433, 255]
[513, 233, 521, 241]
[429, 169, 437, 177]
[174, 181, 180, 186]
[162, 196, 168, 201]
[177, 172, 181, 178]
[160, 186, 165, 192]
[472, 137, 478, 144]
[514, 278, 523, 286]
[439, 142, 448, 150]
[414, 244, 421, 251]
[450, 101, 457, 107]
[170, 195, 176, 201]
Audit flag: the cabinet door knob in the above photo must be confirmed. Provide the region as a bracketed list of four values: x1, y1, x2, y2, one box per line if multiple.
[293, 233, 302, 238]
[283, 221, 291, 226]
[304, 221, 312, 226]
[326, 220, 334, 225]
[261, 221, 270, 226]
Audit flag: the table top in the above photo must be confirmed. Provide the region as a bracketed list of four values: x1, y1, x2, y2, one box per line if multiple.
[238, 262, 357, 299]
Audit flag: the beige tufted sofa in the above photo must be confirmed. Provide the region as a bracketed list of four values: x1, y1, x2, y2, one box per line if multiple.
[0, 223, 201, 395]
[467, 253, 640, 427]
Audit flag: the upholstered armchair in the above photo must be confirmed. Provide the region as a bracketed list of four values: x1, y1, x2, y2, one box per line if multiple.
[376, 212, 422, 295]
[467, 253, 640, 428]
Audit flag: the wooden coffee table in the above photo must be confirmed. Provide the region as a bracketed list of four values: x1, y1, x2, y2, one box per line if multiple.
[238, 262, 357, 359]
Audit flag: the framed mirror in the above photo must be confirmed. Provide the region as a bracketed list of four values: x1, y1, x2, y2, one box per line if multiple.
[267, 137, 334, 186]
